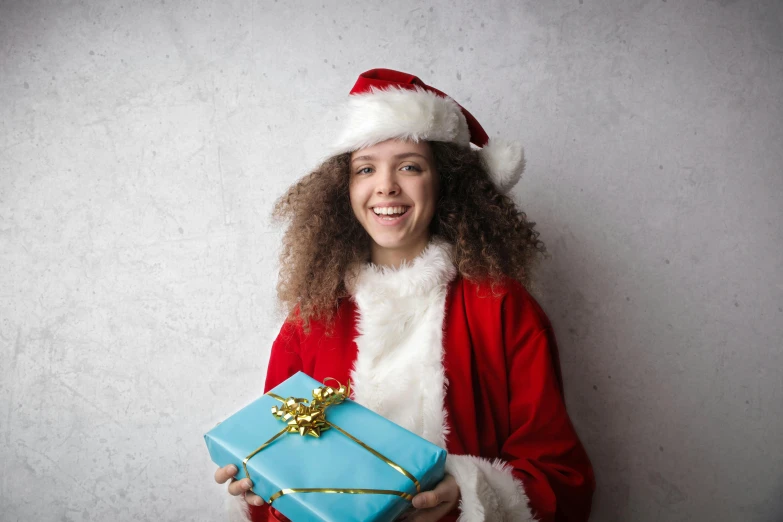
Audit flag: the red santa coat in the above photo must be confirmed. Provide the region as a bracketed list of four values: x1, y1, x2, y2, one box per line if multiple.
[242, 240, 594, 522]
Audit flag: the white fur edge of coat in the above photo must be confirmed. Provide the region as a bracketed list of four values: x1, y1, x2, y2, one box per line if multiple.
[446, 454, 536, 522]
[348, 238, 456, 448]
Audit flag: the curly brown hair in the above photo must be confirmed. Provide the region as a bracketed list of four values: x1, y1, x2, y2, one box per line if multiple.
[272, 141, 547, 328]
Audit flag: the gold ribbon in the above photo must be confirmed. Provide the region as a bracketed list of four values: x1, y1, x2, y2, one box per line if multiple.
[242, 379, 421, 505]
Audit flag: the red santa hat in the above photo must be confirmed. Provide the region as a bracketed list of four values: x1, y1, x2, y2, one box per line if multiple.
[332, 68, 525, 194]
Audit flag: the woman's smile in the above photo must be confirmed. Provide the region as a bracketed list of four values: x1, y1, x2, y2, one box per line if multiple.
[369, 205, 412, 225]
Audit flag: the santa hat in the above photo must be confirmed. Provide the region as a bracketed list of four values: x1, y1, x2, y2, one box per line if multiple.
[332, 68, 525, 194]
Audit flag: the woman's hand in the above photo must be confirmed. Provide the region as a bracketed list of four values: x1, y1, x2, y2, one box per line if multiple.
[400, 474, 460, 521]
[214, 464, 266, 507]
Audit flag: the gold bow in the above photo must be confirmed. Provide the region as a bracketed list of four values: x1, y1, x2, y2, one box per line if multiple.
[241, 378, 422, 506]
[269, 380, 350, 437]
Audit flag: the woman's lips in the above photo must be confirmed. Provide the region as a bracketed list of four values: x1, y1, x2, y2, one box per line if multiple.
[370, 207, 411, 226]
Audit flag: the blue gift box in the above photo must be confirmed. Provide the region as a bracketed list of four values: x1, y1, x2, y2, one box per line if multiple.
[205, 372, 447, 522]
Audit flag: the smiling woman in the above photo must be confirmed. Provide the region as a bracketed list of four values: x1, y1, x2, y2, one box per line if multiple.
[214, 69, 595, 522]
[348, 140, 439, 268]
[270, 136, 544, 330]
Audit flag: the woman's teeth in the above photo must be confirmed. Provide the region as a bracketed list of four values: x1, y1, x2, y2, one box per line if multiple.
[372, 206, 408, 216]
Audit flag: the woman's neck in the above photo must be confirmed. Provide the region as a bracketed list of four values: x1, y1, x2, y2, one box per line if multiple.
[370, 235, 430, 268]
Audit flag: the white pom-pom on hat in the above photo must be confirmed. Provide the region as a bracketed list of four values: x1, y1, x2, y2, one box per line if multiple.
[334, 68, 525, 194]
[478, 139, 526, 194]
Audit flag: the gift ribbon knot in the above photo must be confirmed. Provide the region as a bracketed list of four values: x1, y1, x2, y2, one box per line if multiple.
[269, 380, 350, 437]
[241, 378, 422, 506]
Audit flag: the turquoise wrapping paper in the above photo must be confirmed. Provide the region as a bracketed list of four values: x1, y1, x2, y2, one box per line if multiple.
[204, 372, 447, 522]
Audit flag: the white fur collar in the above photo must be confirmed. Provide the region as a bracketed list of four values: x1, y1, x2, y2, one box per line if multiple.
[348, 238, 457, 447]
[346, 237, 457, 300]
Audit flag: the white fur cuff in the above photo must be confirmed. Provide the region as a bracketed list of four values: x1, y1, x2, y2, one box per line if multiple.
[445, 454, 535, 522]
[226, 495, 250, 522]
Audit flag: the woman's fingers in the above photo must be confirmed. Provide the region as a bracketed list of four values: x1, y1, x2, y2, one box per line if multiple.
[411, 474, 459, 509]
[228, 477, 254, 497]
[412, 490, 440, 509]
[244, 491, 265, 506]
[214, 464, 252, 497]
[404, 501, 455, 522]
[405, 474, 460, 521]
[214, 464, 238, 484]
[215, 464, 264, 505]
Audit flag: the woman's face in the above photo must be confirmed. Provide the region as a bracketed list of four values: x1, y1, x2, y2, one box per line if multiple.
[349, 139, 438, 266]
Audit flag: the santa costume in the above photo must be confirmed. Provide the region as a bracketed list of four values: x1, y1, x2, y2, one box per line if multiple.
[237, 69, 595, 522]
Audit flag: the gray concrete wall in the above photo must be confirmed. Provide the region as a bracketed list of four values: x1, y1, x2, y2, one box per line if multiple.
[1, 1, 781, 520]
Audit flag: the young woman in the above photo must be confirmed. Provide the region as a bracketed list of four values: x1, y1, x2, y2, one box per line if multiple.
[214, 69, 595, 522]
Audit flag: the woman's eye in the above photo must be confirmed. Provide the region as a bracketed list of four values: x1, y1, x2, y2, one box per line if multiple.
[401, 165, 421, 172]
[357, 167, 373, 175]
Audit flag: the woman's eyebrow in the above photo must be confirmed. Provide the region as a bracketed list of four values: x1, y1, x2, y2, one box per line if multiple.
[351, 152, 429, 163]
[351, 155, 375, 163]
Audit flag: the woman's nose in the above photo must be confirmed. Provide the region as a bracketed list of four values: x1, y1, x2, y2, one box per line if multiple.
[375, 170, 400, 196]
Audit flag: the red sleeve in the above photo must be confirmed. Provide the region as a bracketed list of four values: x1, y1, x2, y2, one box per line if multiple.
[502, 287, 595, 522]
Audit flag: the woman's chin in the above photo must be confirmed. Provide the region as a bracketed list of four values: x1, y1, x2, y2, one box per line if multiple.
[370, 233, 429, 257]
[371, 239, 406, 252]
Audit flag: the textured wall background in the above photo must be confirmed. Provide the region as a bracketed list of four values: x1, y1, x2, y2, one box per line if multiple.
[1, 0, 781, 521]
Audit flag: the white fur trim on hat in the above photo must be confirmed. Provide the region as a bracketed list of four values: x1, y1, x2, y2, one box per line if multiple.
[479, 139, 526, 194]
[332, 86, 471, 155]
[331, 86, 525, 194]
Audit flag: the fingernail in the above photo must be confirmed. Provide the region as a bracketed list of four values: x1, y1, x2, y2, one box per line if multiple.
[254, 497, 264, 506]
[412, 497, 423, 508]
[242, 479, 252, 489]
[228, 465, 237, 475]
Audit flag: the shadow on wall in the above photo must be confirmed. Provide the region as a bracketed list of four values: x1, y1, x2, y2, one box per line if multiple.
[536, 217, 697, 521]
[538, 207, 783, 521]
[537, 222, 631, 521]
